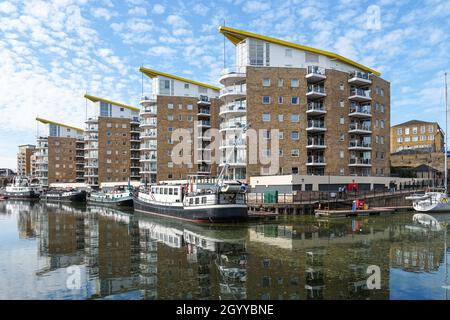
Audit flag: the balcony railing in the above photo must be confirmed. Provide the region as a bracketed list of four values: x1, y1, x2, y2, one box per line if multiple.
[349, 123, 371, 132]
[198, 120, 211, 126]
[349, 158, 372, 165]
[307, 101, 325, 112]
[220, 102, 247, 114]
[307, 139, 326, 147]
[307, 156, 326, 164]
[307, 66, 326, 76]
[349, 104, 371, 115]
[350, 88, 371, 98]
[220, 121, 247, 130]
[221, 138, 246, 147]
[220, 85, 247, 96]
[349, 141, 372, 148]
[198, 108, 211, 115]
[308, 84, 325, 93]
[307, 120, 326, 129]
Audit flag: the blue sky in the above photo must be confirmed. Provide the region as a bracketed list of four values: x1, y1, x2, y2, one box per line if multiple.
[0, 0, 449, 169]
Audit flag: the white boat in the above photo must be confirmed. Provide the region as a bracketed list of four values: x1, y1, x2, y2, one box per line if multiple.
[87, 187, 134, 206]
[408, 73, 449, 213]
[4, 176, 41, 200]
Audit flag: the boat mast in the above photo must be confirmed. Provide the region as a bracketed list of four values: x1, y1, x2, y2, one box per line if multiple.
[445, 72, 448, 193]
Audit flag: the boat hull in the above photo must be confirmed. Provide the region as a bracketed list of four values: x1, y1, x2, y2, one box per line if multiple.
[133, 195, 248, 223]
[41, 191, 86, 203]
[3, 191, 39, 200]
[87, 195, 133, 207]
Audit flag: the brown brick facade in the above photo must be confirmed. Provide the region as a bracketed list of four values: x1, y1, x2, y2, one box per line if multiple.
[47, 136, 78, 184]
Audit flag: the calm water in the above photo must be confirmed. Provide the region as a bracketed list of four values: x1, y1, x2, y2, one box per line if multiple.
[1, 200, 449, 300]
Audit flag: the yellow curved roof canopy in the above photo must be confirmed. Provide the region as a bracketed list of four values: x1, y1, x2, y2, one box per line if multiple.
[139, 67, 220, 91]
[84, 94, 139, 111]
[36, 117, 83, 132]
[219, 26, 381, 77]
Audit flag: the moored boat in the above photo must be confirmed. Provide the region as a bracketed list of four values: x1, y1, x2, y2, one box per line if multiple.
[4, 176, 41, 200]
[41, 188, 86, 203]
[87, 186, 134, 207]
[134, 175, 248, 223]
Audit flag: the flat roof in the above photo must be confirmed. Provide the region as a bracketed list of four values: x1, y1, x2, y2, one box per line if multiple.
[36, 117, 83, 132]
[219, 26, 381, 76]
[139, 67, 220, 91]
[84, 94, 139, 111]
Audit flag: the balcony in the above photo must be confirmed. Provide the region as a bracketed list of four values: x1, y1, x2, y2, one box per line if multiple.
[197, 165, 211, 174]
[349, 158, 372, 167]
[307, 84, 326, 99]
[219, 102, 246, 115]
[85, 135, 98, 141]
[140, 144, 157, 151]
[130, 143, 140, 151]
[306, 66, 326, 83]
[130, 117, 140, 125]
[198, 134, 212, 141]
[306, 101, 326, 115]
[349, 88, 371, 102]
[348, 71, 372, 86]
[348, 141, 372, 150]
[140, 94, 157, 105]
[140, 106, 157, 116]
[140, 119, 157, 128]
[130, 128, 140, 134]
[219, 121, 247, 132]
[219, 85, 246, 99]
[306, 156, 327, 166]
[140, 131, 157, 139]
[197, 108, 211, 117]
[220, 138, 246, 149]
[348, 123, 372, 134]
[306, 139, 326, 149]
[130, 135, 140, 142]
[197, 95, 211, 106]
[306, 120, 327, 132]
[197, 120, 211, 128]
[219, 157, 247, 167]
[140, 155, 157, 162]
[219, 66, 246, 85]
[349, 103, 372, 118]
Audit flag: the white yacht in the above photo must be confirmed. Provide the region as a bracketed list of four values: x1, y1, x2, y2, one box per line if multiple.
[407, 73, 450, 213]
[4, 176, 41, 200]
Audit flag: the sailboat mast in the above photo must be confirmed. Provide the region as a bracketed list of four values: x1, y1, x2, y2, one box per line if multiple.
[445, 72, 448, 193]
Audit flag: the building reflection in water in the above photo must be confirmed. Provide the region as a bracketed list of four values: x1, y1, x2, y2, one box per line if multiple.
[8, 201, 450, 300]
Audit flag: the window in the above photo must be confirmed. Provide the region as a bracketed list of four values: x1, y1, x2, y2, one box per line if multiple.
[340, 151, 344, 159]
[428, 135, 434, 141]
[278, 79, 284, 87]
[420, 135, 425, 141]
[412, 136, 418, 142]
[279, 132, 284, 139]
[279, 149, 283, 156]
[375, 135, 379, 143]
[278, 96, 283, 104]
[291, 131, 299, 140]
[291, 96, 299, 104]
[184, 83, 189, 89]
[168, 139, 173, 144]
[397, 137, 403, 143]
[106, 123, 112, 128]
[178, 115, 183, 121]
[380, 104, 385, 113]
[120, 107, 124, 112]
[167, 127, 173, 132]
[420, 126, 426, 133]
[168, 103, 173, 109]
[278, 114, 284, 122]
[405, 136, 410, 142]
[340, 117, 345, 125]
[249, 38, 264, 66]
[187, 115, 193, 121]
[291, 114, 299, 122]
[380, 120, 385, 129]
[285, 49, 292, 57]
[340, 168, 345, 176]
[292, 167, 299, 174]
[291, 79, 299, 87]
[412, 127, 418, 134]
[100, 102, 110, 117]
[291, 149, 300, 157]
[339, 133, 345, 141]
[405, 128, 410, 135]
[187, 104, 193, 110]
[305, 52, 319, 63]
[380, 136, 385, 144]
[428, 125, 434, 133]
[262, 78, 270, 86]
[262, 113, 271, 122]
[262, 130, 271, 139]
[339, 82, 344, 91]
[262, 149, 271, 157]
[340, 100, 344, 108]
[397, 128, 402, 135]
[168, 115, 173, 121]
[380, 88, 385, 97]
[262, 96, 270, 104]
[375, 120, 379, 128]
[168, 162, 173, 168]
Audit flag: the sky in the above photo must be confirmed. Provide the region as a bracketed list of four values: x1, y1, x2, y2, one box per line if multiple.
[0, 0, 449, 170]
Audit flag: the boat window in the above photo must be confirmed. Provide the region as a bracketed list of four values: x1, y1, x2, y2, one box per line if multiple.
[164, 188, 168, 195]
[202, 197, 207, 204]
[174, 188, 178, 195]
[195, 197, 200, 204]
[169, 188, 173, 195]
[189, 198, 193, 205]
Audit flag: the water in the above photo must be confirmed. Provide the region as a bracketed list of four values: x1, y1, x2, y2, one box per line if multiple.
[0, 200, 449, 300]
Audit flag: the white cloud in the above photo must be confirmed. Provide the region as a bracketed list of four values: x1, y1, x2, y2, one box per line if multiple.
[147, 46, 176, 56]
[243, 0, 271, 13]
[152, 4, 165, 14]
[0, 1, 17, 14]
[193, 4, 209, 16]
[91, 7, 116, 20]
[128, 6, 147, 16]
